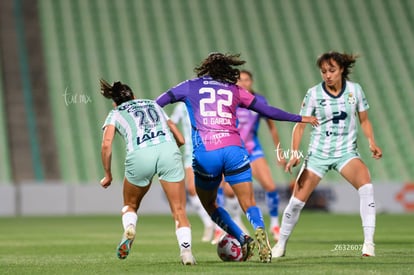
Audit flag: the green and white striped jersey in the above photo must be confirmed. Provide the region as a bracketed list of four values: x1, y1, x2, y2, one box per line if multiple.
[300, 81, 369, 158]
[103, 99, 174, 153]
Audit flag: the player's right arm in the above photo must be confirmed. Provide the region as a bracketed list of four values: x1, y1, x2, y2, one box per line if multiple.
[157, 103, 185, 147]
[100, 125, 116, 188]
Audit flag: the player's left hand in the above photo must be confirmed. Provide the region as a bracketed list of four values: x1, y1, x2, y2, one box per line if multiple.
[369, 143, 382, 159]
[100, 174, 112, 188]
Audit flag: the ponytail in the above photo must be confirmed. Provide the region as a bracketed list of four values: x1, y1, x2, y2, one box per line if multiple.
[100, 79, 134, 105]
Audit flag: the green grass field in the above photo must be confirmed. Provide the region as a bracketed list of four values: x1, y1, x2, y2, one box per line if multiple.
[0, 213, 413, 274]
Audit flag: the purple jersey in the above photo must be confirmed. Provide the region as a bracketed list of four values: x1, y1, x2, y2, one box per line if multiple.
[237, 94, 267, 153]
[156, 76, 302, 151]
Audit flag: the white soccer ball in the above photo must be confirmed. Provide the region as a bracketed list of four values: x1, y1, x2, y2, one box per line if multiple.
[217, 234, 243, 261]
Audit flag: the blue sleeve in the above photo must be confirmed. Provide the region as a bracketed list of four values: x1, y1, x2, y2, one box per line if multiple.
[156, 80, 189, 107]
[248, 97, 302, 122]
[255, 94, 268, 118]
[156, 91, 176, 107]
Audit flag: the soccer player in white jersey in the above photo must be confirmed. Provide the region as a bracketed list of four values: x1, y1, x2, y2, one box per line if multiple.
[99, 80, 196, 265]
[171, 102, 215, 242]
[272, 52, 382, 258]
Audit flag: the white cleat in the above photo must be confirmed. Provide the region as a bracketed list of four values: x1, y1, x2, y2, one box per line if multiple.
[125, 224, 136, 240]
[362, 242, 375, 257]
[201, 226, 215, 242]
[116, 224, 136, 260]
[181, 249, 197, 265]
[271, 243, 286, 258]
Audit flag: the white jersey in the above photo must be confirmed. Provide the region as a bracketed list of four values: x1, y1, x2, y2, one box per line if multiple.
[103, 99, 174, 153]
[170, 102, 193, 154]
[300, 81, 369, 158]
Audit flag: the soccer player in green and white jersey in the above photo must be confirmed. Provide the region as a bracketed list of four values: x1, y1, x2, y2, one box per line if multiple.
[272, 52, 382, 258]
[99, 80, 196, 265]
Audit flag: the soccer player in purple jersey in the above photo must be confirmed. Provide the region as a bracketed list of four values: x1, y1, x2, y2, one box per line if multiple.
[156, 53, 318, 263]
[213, 70, 287, 245]
[236, 70, 286, 241]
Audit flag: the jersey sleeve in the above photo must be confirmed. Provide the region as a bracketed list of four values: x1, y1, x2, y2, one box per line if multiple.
[356, 84, 370, 112]
[249, 96, 302, 122]
[254, 94, 268, 118]
[238, 87, 256, 108]
[299, 90, 315, 116]
[156, 80, 190, 107]
[102, 110, 117, 130]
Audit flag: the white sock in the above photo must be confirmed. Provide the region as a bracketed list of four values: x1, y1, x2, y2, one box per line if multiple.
[270, 216, 279, 228]
[176, 227, 192, 254]
[278, 197, 305, 248]
[122, 211, 137, 230]
[358, 183, 376, 244]
[189, 195, 214, 227]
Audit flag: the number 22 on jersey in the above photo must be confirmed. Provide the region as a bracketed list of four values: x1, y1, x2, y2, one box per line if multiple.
[199, 88, 233, 118]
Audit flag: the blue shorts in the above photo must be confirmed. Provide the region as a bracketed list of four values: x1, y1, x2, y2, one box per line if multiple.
[249, 139, 265, 162]
[192, 146, 252, 190]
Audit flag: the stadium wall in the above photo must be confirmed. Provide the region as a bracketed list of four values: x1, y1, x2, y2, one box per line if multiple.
[1, 182, 413, 216]
[37, 0, 414, 184]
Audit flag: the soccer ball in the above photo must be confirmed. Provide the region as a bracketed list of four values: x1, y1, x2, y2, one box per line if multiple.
[217, 234, 243, 261]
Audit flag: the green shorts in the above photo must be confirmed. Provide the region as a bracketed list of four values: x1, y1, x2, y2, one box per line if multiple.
[124, 142, 185, 187]
[302, 151, 361, 178]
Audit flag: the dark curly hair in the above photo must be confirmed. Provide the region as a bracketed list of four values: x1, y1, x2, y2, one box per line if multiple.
[194, 52, 246, 84]
[316, 51, 359, 80]
[100, 79, 134, 105]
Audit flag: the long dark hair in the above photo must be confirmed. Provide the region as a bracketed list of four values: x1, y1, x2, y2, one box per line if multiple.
[316, 51, 358, 80]
[194, 53, 246, 84]
[100, 79, 134, 105]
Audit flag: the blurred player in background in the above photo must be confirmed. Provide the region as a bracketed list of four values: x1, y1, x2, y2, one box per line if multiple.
[156, 52, 318, 263]
[99, 80, 196, 265]
[272, 51, 382, 258]
[170, 102, 215, 242]
[213, 70, 286, 244]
